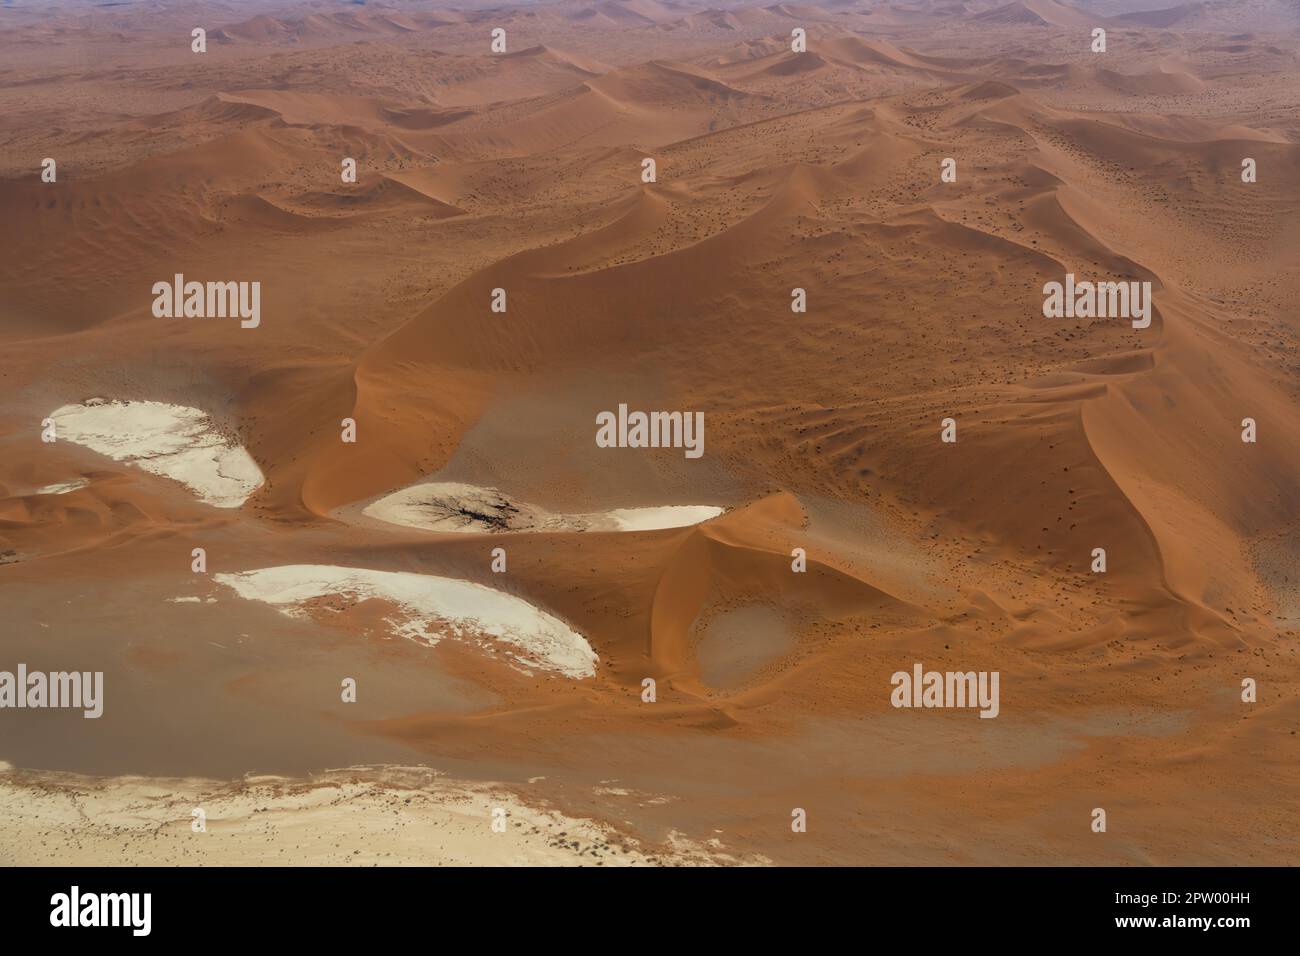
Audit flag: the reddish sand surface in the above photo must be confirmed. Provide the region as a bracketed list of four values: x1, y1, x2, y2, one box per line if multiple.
[1, 0, 1298, 865]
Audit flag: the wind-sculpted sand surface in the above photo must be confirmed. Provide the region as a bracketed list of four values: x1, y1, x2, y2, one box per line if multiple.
[1, 0, 1298, 865]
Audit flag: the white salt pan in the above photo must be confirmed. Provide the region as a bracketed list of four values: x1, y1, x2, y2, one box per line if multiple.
[363, 482, 722, 535]
[32, 479, 89, 496]
[48, 400, 263, 508]
[214, 565, 597, 679]
[604, 506, 723, 532]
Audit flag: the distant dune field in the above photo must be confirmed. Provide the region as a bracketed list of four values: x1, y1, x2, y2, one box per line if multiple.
[1, 0, 1298, 867]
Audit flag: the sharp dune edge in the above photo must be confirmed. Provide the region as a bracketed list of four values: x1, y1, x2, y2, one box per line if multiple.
[0, 0, 1298, 866]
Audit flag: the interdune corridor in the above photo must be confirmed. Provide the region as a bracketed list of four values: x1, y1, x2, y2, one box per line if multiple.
[1, 0, 1297, 868]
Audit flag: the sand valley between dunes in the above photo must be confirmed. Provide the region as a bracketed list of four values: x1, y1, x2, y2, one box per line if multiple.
[1, 0, 1299, 865]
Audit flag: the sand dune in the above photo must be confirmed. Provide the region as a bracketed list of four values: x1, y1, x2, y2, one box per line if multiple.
[1113, 2, 1205, 28]
[212, 10, 460, 44]
[2, 0, 1298, 868]
[973, 1, 1054, 25]
[1095, 66, 1205, 95]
